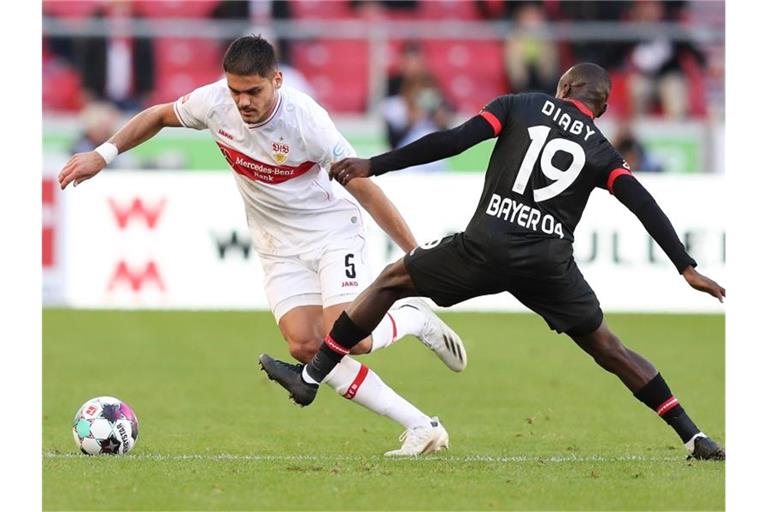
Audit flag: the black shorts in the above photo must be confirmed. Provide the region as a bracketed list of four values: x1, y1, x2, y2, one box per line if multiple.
[403, 233, 603, 336]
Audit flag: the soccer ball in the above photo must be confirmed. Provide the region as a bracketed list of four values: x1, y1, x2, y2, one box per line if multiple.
[72, 396, 139, 455]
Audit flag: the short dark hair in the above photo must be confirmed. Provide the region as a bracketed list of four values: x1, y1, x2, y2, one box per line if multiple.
[223, 35, 278, 77]
[558, 63, 611, 112]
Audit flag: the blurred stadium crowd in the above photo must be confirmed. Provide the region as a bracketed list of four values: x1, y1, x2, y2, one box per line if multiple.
[43, 0, 724, 173]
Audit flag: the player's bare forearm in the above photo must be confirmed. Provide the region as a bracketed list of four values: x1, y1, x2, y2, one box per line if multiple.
[346, 178, 418, 252]
[108, 103, 181, 153]
[58, 103, 181, 189]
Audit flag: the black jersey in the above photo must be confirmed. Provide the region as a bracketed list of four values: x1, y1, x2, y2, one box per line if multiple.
[369, 91, 695, 274]
[465, 93, 629, 249]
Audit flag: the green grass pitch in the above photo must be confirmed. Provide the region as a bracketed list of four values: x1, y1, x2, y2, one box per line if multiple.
[43, 309, 724, 510]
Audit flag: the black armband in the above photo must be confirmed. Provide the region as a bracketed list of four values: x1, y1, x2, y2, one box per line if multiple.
[370, 115, 496, 176]
[613, 175, 696, 273]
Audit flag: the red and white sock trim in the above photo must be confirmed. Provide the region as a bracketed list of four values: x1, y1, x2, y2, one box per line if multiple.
[656, 396, 680, 416]
[324, 335, 350, 355]
[343, 364, 369, 399]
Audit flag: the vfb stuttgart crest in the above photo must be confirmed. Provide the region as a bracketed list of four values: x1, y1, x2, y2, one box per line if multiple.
[272, 141, 290, 164]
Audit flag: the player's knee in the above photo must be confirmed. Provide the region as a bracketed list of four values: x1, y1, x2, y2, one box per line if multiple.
[286, 337, 320, 363]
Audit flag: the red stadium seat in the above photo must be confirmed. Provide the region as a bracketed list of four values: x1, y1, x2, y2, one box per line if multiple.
[680, 51, 708, 118]
[290, 0, 354, 19]
[154, 38, 224, 72]
[132, 0, 219, 18]
[42, 59, 84, 112]
[606, 71, 630, 119]
[319, 78, 369, 112]
[293, 40, 369, 112]
[422, 40, 506, 113]
[384, 39, 409, 75]
[149, 38, 225, 103]
[417, 0, 481, 20]
[43, 0, 102, 18]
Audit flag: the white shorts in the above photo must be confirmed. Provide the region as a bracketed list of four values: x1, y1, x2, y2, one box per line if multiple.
[260, 235, 373, 322]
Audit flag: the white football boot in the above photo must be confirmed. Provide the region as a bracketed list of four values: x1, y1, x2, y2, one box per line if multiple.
[396, 298, 467, 372]
[384, 417, 450, 457]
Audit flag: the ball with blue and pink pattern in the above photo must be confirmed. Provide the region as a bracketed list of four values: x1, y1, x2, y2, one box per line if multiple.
[72, 396, 139, 455]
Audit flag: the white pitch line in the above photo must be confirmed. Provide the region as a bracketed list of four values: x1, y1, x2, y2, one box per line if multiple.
[43, 452, 684, 463]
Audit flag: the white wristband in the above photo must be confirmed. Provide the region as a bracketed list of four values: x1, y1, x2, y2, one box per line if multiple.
[94, 142, 119, 165]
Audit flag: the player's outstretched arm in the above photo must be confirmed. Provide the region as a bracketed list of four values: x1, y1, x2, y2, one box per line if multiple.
[612, 174, 725, 302]
[58, 103, 181, 189]
[345, 177, 418, 252]
[330, 114, 496, 186]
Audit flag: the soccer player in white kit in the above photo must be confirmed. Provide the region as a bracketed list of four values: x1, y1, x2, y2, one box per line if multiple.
[58, 35, 467, 456]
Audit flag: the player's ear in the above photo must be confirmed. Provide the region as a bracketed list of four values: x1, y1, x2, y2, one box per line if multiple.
[273, 70, 283, 90]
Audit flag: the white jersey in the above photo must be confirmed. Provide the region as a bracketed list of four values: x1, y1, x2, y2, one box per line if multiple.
[173, 80, 363, 256]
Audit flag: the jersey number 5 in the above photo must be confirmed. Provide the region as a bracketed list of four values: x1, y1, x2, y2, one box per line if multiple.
[344, 254, 356, 279]
[512, 126, 586, 202]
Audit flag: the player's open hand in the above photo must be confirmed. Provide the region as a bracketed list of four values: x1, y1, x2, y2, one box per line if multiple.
[682, 266, 725, 303]
[330, 158, 373, 186]
[58, 151, 108, 190]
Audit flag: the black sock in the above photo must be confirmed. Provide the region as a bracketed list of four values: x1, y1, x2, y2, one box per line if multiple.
[304, 312, 370, 383]
[633, 373, 700, 443]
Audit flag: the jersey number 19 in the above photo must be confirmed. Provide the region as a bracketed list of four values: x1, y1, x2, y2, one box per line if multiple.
[512, 126, 586, 202]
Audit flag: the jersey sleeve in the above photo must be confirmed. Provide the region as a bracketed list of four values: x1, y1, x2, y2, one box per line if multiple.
[612, 174, 697, 273]
[302, 106, 357, 169]
[370, 115, 495, 176]
[479, 95, 516, 137]
[173, 83, 218, 130]
[594, 144, 632, 194]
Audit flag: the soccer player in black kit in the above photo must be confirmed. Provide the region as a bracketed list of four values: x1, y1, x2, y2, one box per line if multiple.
[260, 63, 725, 460]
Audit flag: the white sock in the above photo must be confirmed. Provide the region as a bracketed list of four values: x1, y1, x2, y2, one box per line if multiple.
[684, 432, 707, 452]
[369, 306, 425, 352]
[325, 356, 431, 430]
